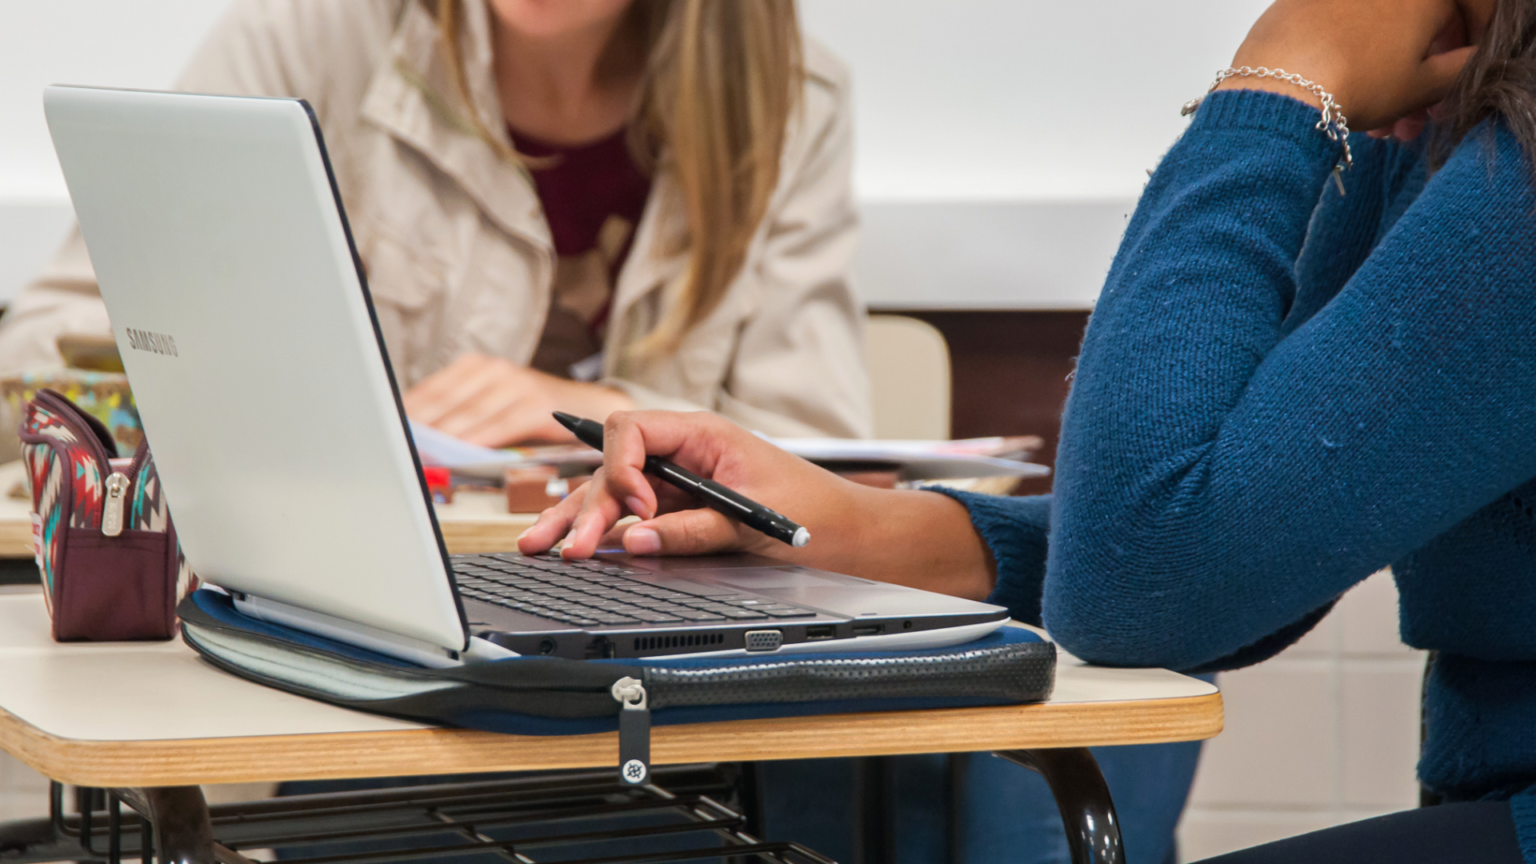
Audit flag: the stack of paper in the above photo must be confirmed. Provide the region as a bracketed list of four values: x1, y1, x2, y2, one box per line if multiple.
[409, 422, 597, 477]
[410, 422, 1048, 482]
[759, 436, 1049, 480]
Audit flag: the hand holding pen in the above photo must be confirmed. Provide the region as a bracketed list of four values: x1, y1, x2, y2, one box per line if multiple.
[519, 411, 839, 560]
[518, 409, 1000, 601]
[552, 412, 809, 548]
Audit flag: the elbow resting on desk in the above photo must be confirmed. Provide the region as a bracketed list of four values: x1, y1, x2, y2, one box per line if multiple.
[1041, 487, 1348, 673]
[1043, 567, 1337, 675]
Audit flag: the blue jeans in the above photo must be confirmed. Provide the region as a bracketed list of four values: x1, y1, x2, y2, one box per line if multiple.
[758, 741, 1204, 864]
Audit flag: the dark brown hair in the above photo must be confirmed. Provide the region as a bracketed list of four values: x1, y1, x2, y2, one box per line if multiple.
[1432, 0, 1536, 172]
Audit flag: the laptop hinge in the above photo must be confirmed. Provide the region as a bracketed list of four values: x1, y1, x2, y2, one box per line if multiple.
[232, 593, 515, 668]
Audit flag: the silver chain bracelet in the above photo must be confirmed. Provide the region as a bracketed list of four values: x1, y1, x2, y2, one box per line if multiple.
[1183, 66, 1353, 193]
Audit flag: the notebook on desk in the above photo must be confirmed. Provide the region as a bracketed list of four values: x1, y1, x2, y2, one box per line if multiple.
[42, 84, 1009, 667]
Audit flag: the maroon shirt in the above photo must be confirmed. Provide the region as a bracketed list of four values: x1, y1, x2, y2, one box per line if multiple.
[510, 125, 652, 378]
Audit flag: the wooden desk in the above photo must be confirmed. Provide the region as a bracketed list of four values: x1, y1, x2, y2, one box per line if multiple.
[0, 591, 1219, 862]
[0, 460, 538, 558]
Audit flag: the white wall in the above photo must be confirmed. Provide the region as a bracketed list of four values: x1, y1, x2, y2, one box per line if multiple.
[0, 2, 232, 198]
[1178, 572, 1427, 862]
[804, 0, 1272, 309]
[0, 0, 234, 305]
[0, 0, 1266, 307]
[802, 0, 1268, 201]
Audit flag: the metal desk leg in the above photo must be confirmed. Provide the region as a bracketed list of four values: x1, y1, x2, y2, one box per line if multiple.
[852, 756, 894, 864]
[114, 787, 216, 864]
[994, 749, 1124, 864]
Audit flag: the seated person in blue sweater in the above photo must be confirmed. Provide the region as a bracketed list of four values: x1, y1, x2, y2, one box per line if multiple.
[524, 0, 1536, 859]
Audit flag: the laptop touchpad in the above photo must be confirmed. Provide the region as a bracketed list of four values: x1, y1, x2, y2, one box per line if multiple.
[711, 570, 852, 590]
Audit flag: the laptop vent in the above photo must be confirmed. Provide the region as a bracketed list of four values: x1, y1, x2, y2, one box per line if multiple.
[633, 633, 725, 653]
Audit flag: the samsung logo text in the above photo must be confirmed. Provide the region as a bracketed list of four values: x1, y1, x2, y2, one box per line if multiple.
[126, 328, 178, 357]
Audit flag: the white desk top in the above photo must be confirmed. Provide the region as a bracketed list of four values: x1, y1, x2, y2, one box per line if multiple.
[0, 590, 1219, 786]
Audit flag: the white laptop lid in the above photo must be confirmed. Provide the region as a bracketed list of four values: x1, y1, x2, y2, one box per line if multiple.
[44, 85, 467, 652]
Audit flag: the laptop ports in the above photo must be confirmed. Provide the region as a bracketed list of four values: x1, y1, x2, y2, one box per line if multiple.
[852, 624, 884, 637]
[744, 630, 785, 652]
[805, 625, 836, 641]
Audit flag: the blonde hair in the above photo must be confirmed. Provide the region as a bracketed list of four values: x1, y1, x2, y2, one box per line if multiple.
[436, 0, 803, 352]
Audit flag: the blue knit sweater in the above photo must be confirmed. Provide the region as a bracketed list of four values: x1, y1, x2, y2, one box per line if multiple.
[948, 90, 1536, 858]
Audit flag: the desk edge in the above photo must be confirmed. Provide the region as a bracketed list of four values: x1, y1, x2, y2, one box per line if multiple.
[0, 693, 1222, 787]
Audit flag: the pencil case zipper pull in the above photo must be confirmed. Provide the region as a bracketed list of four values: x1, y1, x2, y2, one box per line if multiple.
[101, 472, 131, 537]
[611, 676, 651, 785]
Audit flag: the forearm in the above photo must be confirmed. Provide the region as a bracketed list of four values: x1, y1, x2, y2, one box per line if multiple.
[0, 231, 110, 375]
[768, 484, 995, 601]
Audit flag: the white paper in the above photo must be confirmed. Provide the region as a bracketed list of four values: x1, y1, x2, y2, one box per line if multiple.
[408, 421, 522, 470]
[765, 436, 1050, 480]
[410, 422, 1047, 481]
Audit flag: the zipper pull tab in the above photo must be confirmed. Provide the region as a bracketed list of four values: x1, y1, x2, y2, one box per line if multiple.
[101, 472, 130, 537]
[611, 676, 651, 785]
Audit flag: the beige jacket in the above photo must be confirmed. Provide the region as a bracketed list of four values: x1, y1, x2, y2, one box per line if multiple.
[0, 0, 871, 438]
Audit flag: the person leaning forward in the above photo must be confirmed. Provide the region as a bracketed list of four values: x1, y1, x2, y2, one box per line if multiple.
[0, 0, 871, 445]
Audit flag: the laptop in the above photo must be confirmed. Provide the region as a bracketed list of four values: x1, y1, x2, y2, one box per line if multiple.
[43, 85, 1009, 667]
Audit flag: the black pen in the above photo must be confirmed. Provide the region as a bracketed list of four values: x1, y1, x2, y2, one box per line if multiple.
[552, 412, 810, 548]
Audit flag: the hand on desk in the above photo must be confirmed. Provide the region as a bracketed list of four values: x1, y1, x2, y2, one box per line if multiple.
[403, 352, 633, 447]
[517, 410, 998, 600]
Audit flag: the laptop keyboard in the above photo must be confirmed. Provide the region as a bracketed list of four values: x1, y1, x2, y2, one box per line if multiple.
[451, 553, 820, 628]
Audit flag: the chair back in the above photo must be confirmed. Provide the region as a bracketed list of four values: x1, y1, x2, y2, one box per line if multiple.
[865, 315, 951, 440]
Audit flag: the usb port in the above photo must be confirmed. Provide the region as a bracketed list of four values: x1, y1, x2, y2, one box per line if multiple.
[852, 624, 884, 637]
[805, 625, 835, 640]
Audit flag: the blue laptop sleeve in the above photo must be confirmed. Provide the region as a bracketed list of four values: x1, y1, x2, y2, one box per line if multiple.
[177, 589, 1055, 783]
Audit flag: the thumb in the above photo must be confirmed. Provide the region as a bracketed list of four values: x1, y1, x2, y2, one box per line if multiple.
[621, 509, 740, 557]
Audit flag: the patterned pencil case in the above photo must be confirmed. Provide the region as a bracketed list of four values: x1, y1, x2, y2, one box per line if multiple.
[19, 388, 197, 641]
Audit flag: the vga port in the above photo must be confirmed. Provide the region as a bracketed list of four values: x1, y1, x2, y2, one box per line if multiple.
[744, 629, 784, 652]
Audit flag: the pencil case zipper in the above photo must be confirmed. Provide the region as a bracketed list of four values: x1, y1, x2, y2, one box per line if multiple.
[25, 389, 150, 538]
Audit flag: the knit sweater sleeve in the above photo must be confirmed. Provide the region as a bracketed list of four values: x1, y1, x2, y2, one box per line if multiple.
[1042, 90, 1536, 671]
[933, 490, 1052, 627]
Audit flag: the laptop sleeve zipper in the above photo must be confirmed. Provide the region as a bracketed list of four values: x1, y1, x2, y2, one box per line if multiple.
[611, 676, 651, 785]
